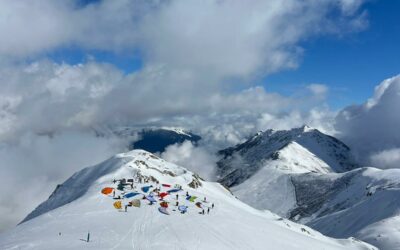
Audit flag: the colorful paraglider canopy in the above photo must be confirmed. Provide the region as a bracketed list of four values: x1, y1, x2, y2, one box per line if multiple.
[124, 192, 140, 199]
[195, 202, 202, 208]
[159, 192, 169, 199]
[113, 201, 122, 209]
[130, 199, 141, 208]
[160, 201, 168, 208]
[158, 206, 169, 215]
[186, 195, 191, 200]
[189, 196, 197, 202]
[146, 195, 157, 203]
[167, 188, 181, 193]
[141, 185, 152, 193]
[101, 187, 114, 195]
[178, 205, 188, 212]
[162, 184, 171, 187]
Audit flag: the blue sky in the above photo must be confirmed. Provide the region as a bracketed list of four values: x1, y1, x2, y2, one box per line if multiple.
[264, 0, 400, 109]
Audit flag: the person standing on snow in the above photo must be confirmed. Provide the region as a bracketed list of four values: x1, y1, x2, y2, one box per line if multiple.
[207, 207, 210, 214]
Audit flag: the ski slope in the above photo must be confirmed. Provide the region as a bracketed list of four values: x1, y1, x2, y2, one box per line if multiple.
[0, 150, 376, 250]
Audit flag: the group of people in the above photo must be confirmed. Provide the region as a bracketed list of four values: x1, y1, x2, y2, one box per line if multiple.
[102, 171, 215, 216]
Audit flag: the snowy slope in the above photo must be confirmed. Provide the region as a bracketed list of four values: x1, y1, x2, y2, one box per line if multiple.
[217, 126, 400, 250]
[217, 126, 357, 187]
[0, 150, 376, 250]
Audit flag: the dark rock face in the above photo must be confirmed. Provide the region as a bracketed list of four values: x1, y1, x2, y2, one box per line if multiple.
[131, 129, 201, 153]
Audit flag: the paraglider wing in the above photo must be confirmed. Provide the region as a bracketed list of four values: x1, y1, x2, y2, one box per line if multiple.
[113, 201, 122, 210]
[159, 192, 169, 199]
[141, 186, 152, 193]
[146, 195, 157, 203]
[189, 196, 197, 202]
[124, 192, 140, 198]
[195, 202, 202, 208]
[166, 188, 181, 193]
[186, 195, 191, 201]
[160, 201, 168, 208]
[101, 187, 114, 195]
[162, 184, 171, 187]
[178, 205, 188, 213]
[158, 206, 169, 215]
[130, 199, 141, 208]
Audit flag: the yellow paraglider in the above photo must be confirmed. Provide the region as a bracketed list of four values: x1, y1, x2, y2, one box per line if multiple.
[113, 200, 122, 210]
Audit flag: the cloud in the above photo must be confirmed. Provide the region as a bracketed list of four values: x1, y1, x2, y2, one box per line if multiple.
[335, 75, 400, 167]
[161, 141, 218, 181]
[370, 148, 400, 169]
[0, 131, 126, 232]
[0, 0, 367, 76]
[307, 84, 329, 98]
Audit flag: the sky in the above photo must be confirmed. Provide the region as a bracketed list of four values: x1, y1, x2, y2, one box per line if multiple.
[0, 0, 399, 232]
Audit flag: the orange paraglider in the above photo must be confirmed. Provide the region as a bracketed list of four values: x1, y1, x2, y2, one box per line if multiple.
[101, 187, 114, 195]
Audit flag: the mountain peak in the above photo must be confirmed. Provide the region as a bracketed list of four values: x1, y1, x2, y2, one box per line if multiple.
[217, 127, 357, 187]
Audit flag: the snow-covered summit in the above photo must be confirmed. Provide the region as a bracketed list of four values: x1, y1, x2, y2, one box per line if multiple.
[0, 149, 375, 250]
[217, 126, 357, 187]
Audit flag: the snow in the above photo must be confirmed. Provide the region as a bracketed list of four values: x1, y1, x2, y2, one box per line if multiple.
[0, 150, 376, 250]
[217, 127, 400, 249]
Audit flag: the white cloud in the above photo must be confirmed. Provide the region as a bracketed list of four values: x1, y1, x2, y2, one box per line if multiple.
[0, 0, 367, 77]
[335, 75, 400, 167]
[370, 148, 400, 169]
[0, 131, 126, 232]
[161, 141, 217, 181]
[307, 84, 329, 98]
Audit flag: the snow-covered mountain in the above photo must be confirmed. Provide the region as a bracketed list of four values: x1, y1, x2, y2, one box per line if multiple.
[217, 125, 357, 186]
[0, 150, 375, 250]
[216, 126, 400, 250]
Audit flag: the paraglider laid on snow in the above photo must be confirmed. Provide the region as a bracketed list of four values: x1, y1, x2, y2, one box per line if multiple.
[158, 206, 170, 215]
[141, 185, 152, 193]
[195, 202, 202, 208]
[160, 201, 168, 208]
[146, 195, 157, 203]
[162, 184, 171, 188]
[101, 187, 114, 195]
[186, 196, 197, 202]
[124, 192, 140, 199]
[129, 199, 141, 208]
[166, 188, 181, 193]
[178, 205, 188, 214]
[113, 201, 122, 210]
[159, 192, 169, 199]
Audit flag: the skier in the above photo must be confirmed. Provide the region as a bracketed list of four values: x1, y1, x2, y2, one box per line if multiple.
[125, 205, 128, 212]
[203, 197, 207, 202]
[176, 194, 179, 200]
[186, 191, 189, 196]
[176, 201, 179, 206]
[207, 207, 210, 214]
[212, 203, 214, 209]
[202, 209, 205, 215]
